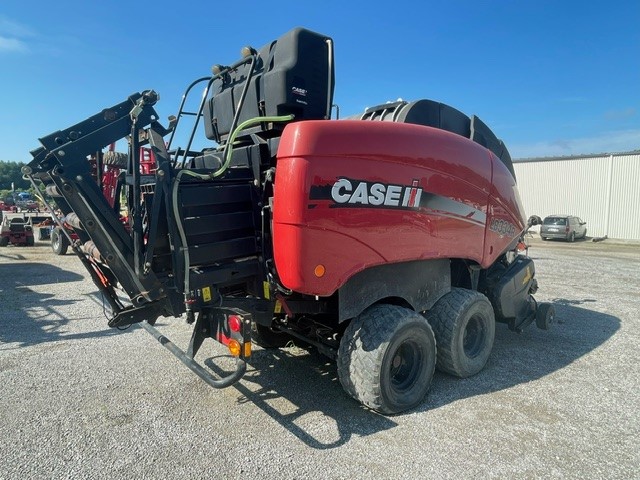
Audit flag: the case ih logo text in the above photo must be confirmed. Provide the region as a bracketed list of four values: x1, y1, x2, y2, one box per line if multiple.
[331, 178, 422, 208]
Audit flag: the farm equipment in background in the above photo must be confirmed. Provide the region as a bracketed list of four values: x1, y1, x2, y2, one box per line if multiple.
[24, 27, 555, 414]
[36, 147, 153, 254]
[0, 216, 35, 246]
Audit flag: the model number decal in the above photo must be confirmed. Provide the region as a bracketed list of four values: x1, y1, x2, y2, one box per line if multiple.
[331, 178, 422, 208]
[489, 218, 516, 237]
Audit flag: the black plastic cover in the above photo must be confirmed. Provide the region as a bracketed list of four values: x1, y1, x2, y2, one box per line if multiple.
[488, 256, 535, 321]
[204, 27, 334, 142]
[359, 99, 515, 180]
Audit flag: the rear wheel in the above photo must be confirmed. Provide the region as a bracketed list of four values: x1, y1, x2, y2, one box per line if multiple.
[337, 304, 436, 415]
[0, 236, 8, 247]
[568, 232, 575, 242]
[26, 236, 34, 246]
[51, 227, 69, 255]
[425, 288, 495, 378]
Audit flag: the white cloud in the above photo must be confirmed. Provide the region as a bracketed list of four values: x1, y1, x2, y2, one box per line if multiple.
[0, 36, 28, 53]
[511, 129, 640, 159]
[0, 16, 34, 53]
[0, 16, 34, 37]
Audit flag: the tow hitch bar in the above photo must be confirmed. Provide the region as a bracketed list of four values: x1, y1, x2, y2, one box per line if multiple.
[139, 308, 251, 389]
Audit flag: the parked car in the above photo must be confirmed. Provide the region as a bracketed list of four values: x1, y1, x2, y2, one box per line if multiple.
[540, 215, 587, 242]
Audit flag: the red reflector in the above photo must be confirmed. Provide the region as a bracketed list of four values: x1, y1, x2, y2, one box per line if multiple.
[228, 315, 242, 332]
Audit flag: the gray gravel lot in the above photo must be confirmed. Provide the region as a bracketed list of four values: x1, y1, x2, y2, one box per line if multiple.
[1, 237, 638, 479]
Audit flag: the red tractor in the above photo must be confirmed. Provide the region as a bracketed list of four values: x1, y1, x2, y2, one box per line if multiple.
[25, 28, 554, 414]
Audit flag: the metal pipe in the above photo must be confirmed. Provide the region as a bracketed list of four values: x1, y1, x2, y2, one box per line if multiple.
[139, 321, 247, 389]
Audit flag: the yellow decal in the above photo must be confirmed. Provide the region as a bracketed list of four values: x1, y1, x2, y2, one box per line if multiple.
[274, 300, 282, 314]
[202, 286, 212, 302]
[522, 266, 532, 285]
[263, 281, 271, 300]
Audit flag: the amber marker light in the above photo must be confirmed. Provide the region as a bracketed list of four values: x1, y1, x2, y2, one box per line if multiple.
[228, 340, 241, 357]
[314, 264, 326, 277]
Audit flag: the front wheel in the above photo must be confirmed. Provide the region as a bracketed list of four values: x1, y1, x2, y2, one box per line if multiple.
[337, 304, 436, 415]
[425, 288, 495, 378]
[536, 303, 555, 330]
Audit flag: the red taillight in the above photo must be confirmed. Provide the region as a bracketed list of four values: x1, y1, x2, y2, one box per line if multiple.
[228, 315, 242, 332]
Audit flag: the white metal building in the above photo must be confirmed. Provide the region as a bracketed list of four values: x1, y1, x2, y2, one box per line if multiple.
[513, 151, 640, 241]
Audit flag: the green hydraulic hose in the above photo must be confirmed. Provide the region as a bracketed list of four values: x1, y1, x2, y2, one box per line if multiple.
[215, 114, 294, 178]
[172, 113, 295, 305]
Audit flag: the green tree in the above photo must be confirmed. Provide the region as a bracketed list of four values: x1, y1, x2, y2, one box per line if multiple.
[0, 161, 30, 192]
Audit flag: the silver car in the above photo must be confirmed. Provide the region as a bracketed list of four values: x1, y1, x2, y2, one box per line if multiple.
[540, 215, 587, 242]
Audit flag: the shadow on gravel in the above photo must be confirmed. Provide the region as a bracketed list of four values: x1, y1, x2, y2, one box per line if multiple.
[204, 300, 617, 449]
[204, 349, 397, 449]
[419, 301, 619, 413]
[0, 261, 124, 348]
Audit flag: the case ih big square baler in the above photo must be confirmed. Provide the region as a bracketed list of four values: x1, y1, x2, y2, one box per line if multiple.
[25, 28, 553, 414]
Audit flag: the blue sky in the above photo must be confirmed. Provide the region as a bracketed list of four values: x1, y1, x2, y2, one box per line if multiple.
[1, 0, 638, 162]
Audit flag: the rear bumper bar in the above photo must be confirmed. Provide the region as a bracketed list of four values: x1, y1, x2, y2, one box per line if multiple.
[140, 321, 247, 389]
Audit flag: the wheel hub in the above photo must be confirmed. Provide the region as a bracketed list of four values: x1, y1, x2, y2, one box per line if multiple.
[389, 341, 421, 392]
[463, 315, 486, 358]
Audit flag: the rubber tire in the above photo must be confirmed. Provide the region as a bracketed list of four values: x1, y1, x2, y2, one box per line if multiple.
[26, 236, 34, 246]
[582, 229, 587, 239]
[103, 151, 128, 168]
[425, 288, 495, 378]
[0, 236, 8, 247]
[535, 303, 555, 330]
[251, 322, 292, 349]
[51, 227, 69, 255]
[568, 232, 575, 242]
[337, 304, 436, 415]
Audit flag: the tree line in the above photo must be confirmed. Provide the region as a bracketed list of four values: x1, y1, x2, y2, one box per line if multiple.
[0, 160, 32, 197]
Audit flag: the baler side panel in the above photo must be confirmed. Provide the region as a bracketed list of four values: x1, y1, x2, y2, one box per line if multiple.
[483, 154, 527, 266]
[273, 120, 493, 296]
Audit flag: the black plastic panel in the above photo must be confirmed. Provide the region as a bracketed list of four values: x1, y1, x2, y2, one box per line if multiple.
[204, 27, 334, 141]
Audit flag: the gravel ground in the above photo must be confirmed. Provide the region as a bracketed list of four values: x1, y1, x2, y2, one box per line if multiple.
[0, 237, 638, 479]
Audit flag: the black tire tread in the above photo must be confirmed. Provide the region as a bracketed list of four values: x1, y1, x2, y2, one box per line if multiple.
[337, 304, 436, 414]
[51, 228, 69, 255]
[425, 288, 495, 378]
